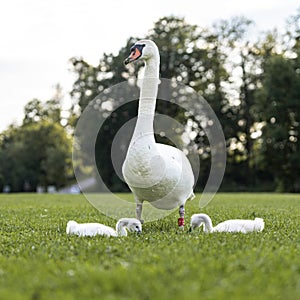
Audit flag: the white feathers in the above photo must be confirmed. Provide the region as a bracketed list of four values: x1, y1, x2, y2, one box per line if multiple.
[67, 214, 264, 236]
[190, 213, 264, 233]
[66, 218, 142, 237]
[122, 40, 195, 212]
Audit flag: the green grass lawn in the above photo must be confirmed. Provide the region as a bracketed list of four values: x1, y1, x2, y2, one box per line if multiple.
[0, 193, 299, 300]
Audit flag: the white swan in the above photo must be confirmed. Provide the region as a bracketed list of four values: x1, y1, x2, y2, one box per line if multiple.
[123, 40, 195, 228]
[66, 218, 142, 237]
[190, 213, 264, 233]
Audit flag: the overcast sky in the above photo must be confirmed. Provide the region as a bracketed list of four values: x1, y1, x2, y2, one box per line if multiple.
[0, 0, 299, 131]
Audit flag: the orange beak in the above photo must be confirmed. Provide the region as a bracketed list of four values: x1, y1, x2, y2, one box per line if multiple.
[124, 48, 142, 65]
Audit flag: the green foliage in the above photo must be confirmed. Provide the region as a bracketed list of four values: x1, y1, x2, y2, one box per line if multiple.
[70, 16, 257, 191]
[69, 38, 137, 112]
[0, 193, 299, 299]
[1, 12, 300, 193]
[23, 85, 64, 125]
[255, 52, 300, 191]
[251, 10, 300, 192]
[0, 87, 73, 192]
[0, 121, 72, 191]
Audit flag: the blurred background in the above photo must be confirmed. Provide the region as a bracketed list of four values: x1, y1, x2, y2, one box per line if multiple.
[0, 1, 299, 193]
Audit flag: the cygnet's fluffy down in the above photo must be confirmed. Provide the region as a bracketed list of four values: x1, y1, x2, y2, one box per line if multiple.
[66, 218, 142, 237]
[190, 213, 264, 233]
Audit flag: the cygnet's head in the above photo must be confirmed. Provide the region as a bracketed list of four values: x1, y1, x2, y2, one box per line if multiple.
[124, 39, 159, 65]
[189, 214, 207, 231]
[118, 218, 142, 234]
[190, 214, 201, 228]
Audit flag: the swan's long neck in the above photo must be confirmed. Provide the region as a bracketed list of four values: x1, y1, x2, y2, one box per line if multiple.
[132, 57, 160, 141]
[200, 215, 214, 233]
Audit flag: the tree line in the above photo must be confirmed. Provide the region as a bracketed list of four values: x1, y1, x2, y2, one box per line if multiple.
[0, 12, 299, 192]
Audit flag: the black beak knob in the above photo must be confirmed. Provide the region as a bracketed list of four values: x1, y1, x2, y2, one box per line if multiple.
[124, 57, 131, 65]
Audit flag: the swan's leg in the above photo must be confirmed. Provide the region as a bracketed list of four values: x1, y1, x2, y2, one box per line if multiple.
[136, 202, 144, 224]
[178, 205, 185, 229]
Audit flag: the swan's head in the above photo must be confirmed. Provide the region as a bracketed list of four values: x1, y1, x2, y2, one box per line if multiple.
[124, 39, 159, 65]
